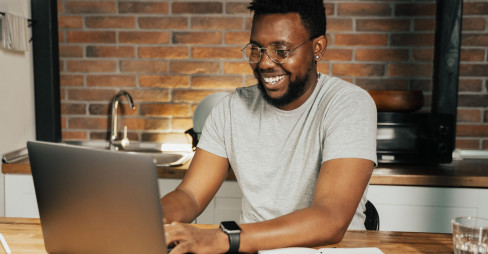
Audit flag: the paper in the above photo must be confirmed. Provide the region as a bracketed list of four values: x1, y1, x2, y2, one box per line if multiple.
[258, 247, 384, 254]
[0, 12, 29, 52]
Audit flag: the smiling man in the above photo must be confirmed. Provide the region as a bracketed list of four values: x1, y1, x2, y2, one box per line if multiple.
[161, 0, 377, 253]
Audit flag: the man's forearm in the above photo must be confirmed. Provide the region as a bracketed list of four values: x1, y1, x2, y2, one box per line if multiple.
[160, 188, 200, 223]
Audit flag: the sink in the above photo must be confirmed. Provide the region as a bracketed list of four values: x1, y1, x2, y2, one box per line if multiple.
[63, 140, 193, 167]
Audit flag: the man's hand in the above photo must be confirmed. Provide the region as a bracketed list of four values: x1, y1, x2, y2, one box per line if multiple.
[165, 222, 230, 254]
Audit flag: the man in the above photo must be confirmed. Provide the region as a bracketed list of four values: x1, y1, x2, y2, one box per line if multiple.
[161, 0, 377, 253]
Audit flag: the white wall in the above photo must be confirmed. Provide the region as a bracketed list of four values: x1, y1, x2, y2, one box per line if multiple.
[0, 0, 36, 217]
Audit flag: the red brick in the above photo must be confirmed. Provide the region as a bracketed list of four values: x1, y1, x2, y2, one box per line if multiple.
[172, 118, 193, 131]
[67, 60, 117, 73]
[356, 78, 408, 91]
[59, 45, 83, 57]
[485, 110, 488, 123]
[332, 63, 384, 77]
[192, 17, 243, 30]
[456, 124, 488, 137]
[85, 16, 135, 29]
[414, 18, 435, 31]
[86, 46, 135, 58]
[139, 75, 190, 88]
[245, 76, 258, 86]
[62, 131, 88, 140]
[226, 2, 249, 14]
[327, 18, 353, 32]
[69, 117, 108, 130]
[140, 104, 191, 117]
[410, 80, 432, 92]
[460, 64, 488, 77]
[138, 118, 171, 131]
[173, 90, 219, 103]
[388, 63, 433, 77]
[66, 31, 116, 43]
[67, 89, 118, 101]
[173, 32, 223, 45]
[65, 1, 116, 14]
[412, 49, 434, 62]
[225, 32, 250, 45]
[138, 17, 188, 29]
[171, 61, 220, 74]
[457, 109, 482, 123]
[119, 2, 169, 14]
[463, 2, 488, 15]
[458, 95, 488, 107]
[391, 33, 435, 47]
[223, 62, 253, 75]
[120, 60, 169, 73]
[172, 2, 223, 14]
[459, 79, 483, 92]
[462, 18, 486, 31]
[356, 49, 409, 62]
[61, 75, 84, 87]
[138, 47, 188, 59]
[59, 32, 65, 43]
[482, 140, 488, 150]
[87, 75, 137, 87]
[120, 32, 170, 44]
[356, 19, 410, 32]
[460, 49, 486, 62]
[141, 133, 187, 143]
[317, 63, 330, 75]
[323, 49, 353, 61]
[88, 103, 137, 116]
[334, 34, 388, 46]
[126, 89, 171, 103]
[192, 76, 243, 89]
[58, 16, 83, 29]
[394, 4, 436, 16]
[192, 47, 242, 59]
[455, 139, 480, 150]
[462, 34, 488, 47]
[62, 103, 86, 115]
[338, 3, 391, 16]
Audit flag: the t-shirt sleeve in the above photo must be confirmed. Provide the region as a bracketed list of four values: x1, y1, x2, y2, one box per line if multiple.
[321, 89, 378, 166]
[196, 96, 229, 159]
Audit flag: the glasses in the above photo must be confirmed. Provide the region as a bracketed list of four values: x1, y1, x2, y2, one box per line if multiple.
[241, 38, 313, 64]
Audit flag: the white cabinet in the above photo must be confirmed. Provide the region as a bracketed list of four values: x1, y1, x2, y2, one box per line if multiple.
[367, 185, 488, 233]
[196, 181, 242, 224]
[4, 174, 38, 218]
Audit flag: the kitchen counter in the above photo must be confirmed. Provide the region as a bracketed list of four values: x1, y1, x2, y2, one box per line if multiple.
[3, 157, 488, 188]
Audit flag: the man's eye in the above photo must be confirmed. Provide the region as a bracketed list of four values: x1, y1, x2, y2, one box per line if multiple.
[275, 49, 289, 58]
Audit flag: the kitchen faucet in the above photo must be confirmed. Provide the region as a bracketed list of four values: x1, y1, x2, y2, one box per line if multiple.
[110, 90, 136, 150]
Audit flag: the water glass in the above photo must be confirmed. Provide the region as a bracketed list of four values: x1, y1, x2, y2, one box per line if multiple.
[452, 217, 488, 254]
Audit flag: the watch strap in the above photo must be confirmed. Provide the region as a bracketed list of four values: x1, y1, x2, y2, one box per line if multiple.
[227, 231, 240, 254]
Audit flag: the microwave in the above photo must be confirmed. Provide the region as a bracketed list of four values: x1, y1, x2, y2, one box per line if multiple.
[376, 112, 456, 164]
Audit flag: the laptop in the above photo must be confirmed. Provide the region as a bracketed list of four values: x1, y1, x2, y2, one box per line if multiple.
[27, 141, 168, 254]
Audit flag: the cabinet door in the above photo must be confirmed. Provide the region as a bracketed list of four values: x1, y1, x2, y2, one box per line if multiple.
[196, 181, 242, 224]
[5, 174, 39, 218]
[367, 185, 488, 233]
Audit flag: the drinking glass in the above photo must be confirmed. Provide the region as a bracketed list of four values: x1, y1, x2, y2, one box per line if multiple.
[452, 217, 488, 254]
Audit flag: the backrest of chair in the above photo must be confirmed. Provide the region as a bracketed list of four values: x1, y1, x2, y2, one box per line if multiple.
[364, 200, 380, 230]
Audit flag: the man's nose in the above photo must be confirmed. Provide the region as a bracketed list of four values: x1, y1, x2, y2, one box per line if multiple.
[257, 49, 277, 69]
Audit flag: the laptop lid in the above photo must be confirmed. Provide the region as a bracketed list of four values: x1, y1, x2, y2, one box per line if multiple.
[27, 141, 167, 254]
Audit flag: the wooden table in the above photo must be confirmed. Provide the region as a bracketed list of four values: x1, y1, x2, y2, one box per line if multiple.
[0, 217, 453, 253]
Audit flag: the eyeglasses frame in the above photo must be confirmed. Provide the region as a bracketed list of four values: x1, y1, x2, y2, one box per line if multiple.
[241, 37, 315, 64]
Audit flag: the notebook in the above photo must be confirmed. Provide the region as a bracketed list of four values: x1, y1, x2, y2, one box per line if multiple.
[27, 141, 168, 254]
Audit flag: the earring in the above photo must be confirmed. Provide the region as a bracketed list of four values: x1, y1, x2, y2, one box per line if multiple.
[315, 55, 320, 60]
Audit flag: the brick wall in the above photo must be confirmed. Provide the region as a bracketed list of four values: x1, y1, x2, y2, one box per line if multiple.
[58, 0, 488, 150]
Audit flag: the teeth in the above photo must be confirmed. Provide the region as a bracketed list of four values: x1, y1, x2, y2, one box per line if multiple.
[264, 75, 285, 85]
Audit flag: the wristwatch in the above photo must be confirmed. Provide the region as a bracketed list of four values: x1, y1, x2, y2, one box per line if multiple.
[220, 221, 241, 254]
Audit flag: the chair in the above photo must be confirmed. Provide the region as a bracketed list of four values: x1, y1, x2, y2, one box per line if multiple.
[364, 200, 380, 230]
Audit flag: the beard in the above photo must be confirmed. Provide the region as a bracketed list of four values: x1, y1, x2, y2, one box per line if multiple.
[257, 65, 314, 108]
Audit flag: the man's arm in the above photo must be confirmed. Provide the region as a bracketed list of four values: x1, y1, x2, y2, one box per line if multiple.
[165, 158, 374, 253]
[160, 148, 230, 223]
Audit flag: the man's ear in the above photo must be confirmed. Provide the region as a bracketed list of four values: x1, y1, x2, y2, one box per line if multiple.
[313, 35, 327, 61]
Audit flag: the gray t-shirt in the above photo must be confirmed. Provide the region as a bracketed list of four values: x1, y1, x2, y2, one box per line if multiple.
[198, 73, 377, 230]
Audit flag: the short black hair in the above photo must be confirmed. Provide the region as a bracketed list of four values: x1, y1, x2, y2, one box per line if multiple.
[247, 0, 326, 39]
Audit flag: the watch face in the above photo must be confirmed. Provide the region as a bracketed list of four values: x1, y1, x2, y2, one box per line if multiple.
[221, 221, 241, 231]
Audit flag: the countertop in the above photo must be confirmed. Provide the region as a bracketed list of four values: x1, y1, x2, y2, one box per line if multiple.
[0, 217, 453, 253]
[3, 157, 488, 188]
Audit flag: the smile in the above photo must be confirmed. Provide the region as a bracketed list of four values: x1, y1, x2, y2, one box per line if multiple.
[263, 75, 285, 85]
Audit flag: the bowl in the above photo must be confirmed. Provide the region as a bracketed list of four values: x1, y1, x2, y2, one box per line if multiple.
[368, 90, 424, 113]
